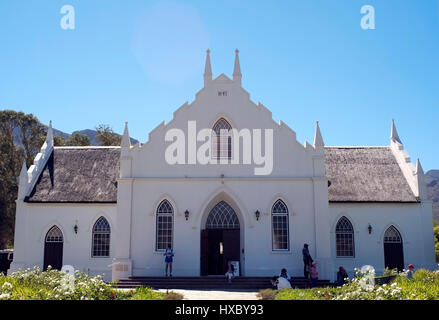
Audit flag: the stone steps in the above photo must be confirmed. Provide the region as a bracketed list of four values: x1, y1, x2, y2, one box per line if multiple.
[114, 276, 332, 290]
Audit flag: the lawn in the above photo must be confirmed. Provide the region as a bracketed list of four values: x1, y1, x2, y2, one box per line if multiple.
[258, 268, 439, 300]
[0, 267, 182, 300]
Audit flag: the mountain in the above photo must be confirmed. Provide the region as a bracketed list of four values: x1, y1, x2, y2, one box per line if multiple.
[426, 170, 439, 223]
[53, 127, 138, 146]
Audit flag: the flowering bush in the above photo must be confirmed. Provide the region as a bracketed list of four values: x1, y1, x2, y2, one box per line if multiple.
[271, 268, 439, 300]
[0, 267, 169, 300]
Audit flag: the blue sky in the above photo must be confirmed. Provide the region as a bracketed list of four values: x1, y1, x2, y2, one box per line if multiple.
[0, 0, 438, 170]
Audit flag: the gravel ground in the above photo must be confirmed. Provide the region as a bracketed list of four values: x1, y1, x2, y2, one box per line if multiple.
[157, 289, 260, 300]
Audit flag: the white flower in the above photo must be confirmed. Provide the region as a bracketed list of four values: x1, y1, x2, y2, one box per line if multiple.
[0, 293, 11, 300]
[2, 282, 13, 290]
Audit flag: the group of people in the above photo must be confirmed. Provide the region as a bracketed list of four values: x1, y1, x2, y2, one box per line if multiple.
[163, 243, 416, 286]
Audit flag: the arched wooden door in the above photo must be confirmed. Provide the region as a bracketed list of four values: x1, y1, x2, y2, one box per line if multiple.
[383, 226, 404, 271]
[201, 201, 240, 276]
[43, 226, 64, 271]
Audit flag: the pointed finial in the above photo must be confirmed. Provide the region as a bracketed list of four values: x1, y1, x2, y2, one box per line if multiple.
[416, 158, 424, 175]
[46, 120, 54, 147]
[19, 161, 28, 183]
[121, 121, 131, 149]
[313, 121, 324, 148]
[18, 161, 29, 200]
[390, 119, 402, 144]
[233, 49, 242, 85]
[204, 49, 212, 86]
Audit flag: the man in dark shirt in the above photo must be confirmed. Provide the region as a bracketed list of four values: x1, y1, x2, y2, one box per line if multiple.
[302, 244, 313, 279]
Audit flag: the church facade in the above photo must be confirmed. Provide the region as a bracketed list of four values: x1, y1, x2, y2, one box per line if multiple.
[9, 51, 437, 282]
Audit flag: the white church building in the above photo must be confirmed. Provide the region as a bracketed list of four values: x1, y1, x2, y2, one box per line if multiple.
[9, 50, 437, 282]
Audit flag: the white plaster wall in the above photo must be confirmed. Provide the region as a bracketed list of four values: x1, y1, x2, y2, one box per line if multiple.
[329, 202, 437, 280]
[129, 179, 320, 278]
[11, 203, 116, 281]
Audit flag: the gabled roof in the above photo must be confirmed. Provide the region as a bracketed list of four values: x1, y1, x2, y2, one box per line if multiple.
[325, 147, 418, 203]
[25, 147, 120, 203]
[25, 146, 418, 204]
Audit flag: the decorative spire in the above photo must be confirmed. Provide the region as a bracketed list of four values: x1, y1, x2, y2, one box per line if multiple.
[19, 161, 28, 184]
[390, 119, 402, 144]
[46, 120, 54, 147]
[313, 121, 324, 148]
[415, 158, 427, 200]
[416, 158, 424, 175]
[233, 49, 242, 85]
[18, 161, 29, 200]
[121, 121, 131, 149]
[204, 49, 212, 86]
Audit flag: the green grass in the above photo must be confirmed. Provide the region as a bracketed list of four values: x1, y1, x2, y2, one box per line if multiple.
[0, 267, 180, 300]
[260, 269, 439, 300]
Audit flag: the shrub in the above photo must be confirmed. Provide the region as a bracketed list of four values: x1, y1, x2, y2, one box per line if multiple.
[163, 291, 184, 300]
[257, 289, 279, 300]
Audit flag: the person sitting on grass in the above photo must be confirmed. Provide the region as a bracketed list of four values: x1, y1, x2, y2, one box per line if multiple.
[271, 276, 292, 290]
[336, 266, 349, 286]
[406, 264, 415, 279]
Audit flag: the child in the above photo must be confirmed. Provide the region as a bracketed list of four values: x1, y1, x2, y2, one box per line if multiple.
[164, 244, 174, 277]
[310, 262, 318, 288]
[406, 264, 415, 279]
[225, 260, 235, 283]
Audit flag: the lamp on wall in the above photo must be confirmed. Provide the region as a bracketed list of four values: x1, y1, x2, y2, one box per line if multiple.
[255, 210, 260, 221]
[184, 210, 190, 221]
[368, 224, 372, 234]
[74, 224, 78, 234]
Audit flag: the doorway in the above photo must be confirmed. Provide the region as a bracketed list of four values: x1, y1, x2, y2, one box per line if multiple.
[383, 226, 404, 271]
[43, 226, 64, 271]
[200, 201, 241, 276]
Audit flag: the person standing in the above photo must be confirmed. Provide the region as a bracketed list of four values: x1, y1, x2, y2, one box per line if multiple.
[310, 262, 319, 288]
[337, 266, 349, 286]
[302, 244, 313, 279]
[164, 244, 174, 277]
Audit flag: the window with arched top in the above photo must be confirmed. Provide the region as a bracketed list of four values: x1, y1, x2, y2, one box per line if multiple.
[156, 200, 173, 251]
[335, 216, 354, 257]
[384, 226, 402, 243]
[46, 226, 63, 243]
[272, 200, 289, 250]
[212, 118, 232, 160]
[206, 201, 240, 229]
[92, 217, 111, 257]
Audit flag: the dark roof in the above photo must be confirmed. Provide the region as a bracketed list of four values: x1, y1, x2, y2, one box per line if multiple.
[26, 148, 120, 203]
[325, 147, 418, 203]
[26, 146, 418, 203]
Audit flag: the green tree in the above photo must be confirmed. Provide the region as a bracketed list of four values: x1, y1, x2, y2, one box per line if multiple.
[96, 124, 121, 146]
[66, 133, 90, 146]
[0, 110, 46, 248]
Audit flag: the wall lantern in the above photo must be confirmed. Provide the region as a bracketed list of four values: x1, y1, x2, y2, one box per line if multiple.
[184, 210, 190, 221]
[74, 224, 78, 234]
[255, 210, 260, 221]
[368, 224, 372, 234]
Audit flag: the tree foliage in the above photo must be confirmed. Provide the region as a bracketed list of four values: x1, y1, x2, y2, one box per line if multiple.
[0, 110, 46, 248]
[96, 124, 121, 146]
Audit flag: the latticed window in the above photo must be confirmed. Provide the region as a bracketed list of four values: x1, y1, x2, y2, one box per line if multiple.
[272, 200, 289, 250]
[384, 226, 402, 243]
[212, 118, 232, 160]
[156, 200, 173, 251]
[46, 226, 63, 243]
[206, 201, 240, 229]
[92, 217, 111, 257]
[335, 216, 354, 257]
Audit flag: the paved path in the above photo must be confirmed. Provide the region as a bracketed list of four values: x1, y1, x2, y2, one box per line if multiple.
[157, 289, 260, 300]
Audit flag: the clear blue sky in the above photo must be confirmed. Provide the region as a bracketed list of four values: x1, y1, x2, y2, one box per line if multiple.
[1, 0, 438, 170]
